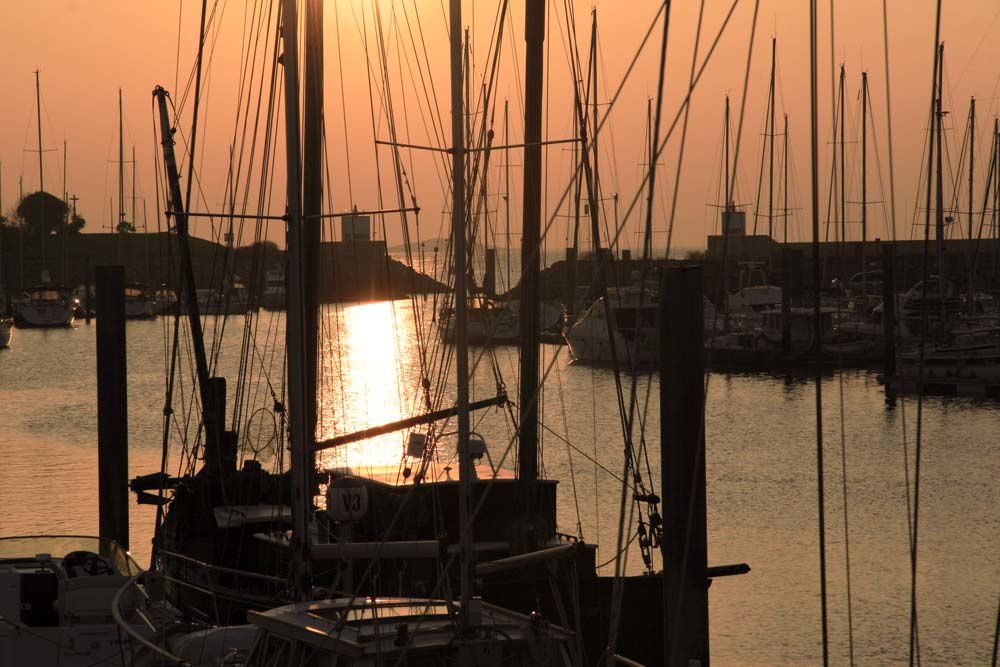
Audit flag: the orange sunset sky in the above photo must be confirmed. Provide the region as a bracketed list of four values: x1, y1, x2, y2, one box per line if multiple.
[1, 1, 999, 254]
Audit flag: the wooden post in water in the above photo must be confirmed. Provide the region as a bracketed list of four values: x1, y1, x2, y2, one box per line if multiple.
[95, 265, 128, 550]
[659, 265, 709, 667]
[882, 243, 896, 380]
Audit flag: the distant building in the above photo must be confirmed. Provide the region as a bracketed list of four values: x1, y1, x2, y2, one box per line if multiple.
[722, 209, 746, 236]
[342, 214, 371, 242]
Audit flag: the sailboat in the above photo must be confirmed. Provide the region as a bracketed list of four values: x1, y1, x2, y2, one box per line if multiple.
[15, 74, 75, 329]
[124, 0, 678, 663]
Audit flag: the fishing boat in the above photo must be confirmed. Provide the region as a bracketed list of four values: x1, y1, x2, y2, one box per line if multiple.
[15, 284, 75, 328]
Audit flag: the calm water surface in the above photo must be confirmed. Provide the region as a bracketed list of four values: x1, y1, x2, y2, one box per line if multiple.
[0, 300, 997, 666]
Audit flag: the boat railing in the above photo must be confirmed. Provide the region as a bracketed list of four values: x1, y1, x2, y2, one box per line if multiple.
[111, 571, 192, 666]
[157, 549, 289, 622]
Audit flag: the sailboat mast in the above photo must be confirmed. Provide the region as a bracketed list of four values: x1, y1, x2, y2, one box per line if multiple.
[518, 0, 545, 483]
[591, 9, 599, 245]
[302, 0, 323, 483]
[279, 0, 312, 601]
[35, 70, 46, 276]
[643, 98, 652, 259]
[768, 37, 776, 238]
[969, 97, 975, 241]
[504, 99, 512, 289]
[447, 0, 473, 618]
[839, 64, 846, 246]
[153, 89, 212, 419]
[784, 114, 790, 243]
[119, 89, 125, 239]
[724, 96, 731, 212]
[132, 146, 137, 238]
[861, 72, 868, 247]
[62, 141, 67, 283]
[936, 44, 945, 273]
[35, 71, 44, 195]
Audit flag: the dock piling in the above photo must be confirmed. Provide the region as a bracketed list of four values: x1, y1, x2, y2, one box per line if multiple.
[659, 265, 709, 666]
[95, 265, 129, 551]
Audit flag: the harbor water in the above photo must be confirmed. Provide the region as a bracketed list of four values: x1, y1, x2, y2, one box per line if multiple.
[0, 300, 997, 666]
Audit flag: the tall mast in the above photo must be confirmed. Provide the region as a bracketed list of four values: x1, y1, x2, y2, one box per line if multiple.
[517, 0, 545, 483]
[119, 89, 125, 236]
[504, 99, 511, 289]
[591, 8, 599, 248]
[936, 44, 945, 275]
[784, 114, 790, 242]
[643, 97, 652, 259]
[35, 71, 44, 195]
[62, 140, 67, 283]
[839, 64, 846, 246]
[35, 70, 46, 277]
[861, 71, 868, 277]
[279, 0, 312, 601]
[154, 88, 214, 451]
[724, 95, 731, 212]
[448, 0, 473, 619]
[969, 97, 976, 241]
[768, 37, 776, 238]
[302, 0, 323, 489]
[132, 145, 137, 238]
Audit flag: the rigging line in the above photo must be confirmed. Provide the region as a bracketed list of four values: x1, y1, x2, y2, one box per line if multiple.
[334, 0, 354, 205]
[568, 0, 738, 265]
[809, 1, 831, 666]
[912, 14, 943, 667]
[882, 0, 898, 241]
[726, 0, 761, 208]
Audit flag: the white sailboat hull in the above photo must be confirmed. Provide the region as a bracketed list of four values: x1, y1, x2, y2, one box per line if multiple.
[15, 302, 75, 327]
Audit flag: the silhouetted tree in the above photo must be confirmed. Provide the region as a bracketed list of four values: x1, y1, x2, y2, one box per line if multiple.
[16, 191, 86, 235]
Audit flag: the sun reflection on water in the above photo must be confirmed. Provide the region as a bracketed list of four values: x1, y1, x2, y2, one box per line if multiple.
[317, 300, 418, 472]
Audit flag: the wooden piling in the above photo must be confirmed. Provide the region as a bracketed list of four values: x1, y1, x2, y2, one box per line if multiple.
[659, 265, 709, 666]
[95, 265, 129, 550]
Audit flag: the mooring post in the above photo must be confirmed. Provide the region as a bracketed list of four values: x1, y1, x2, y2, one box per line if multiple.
[660, 265, 709, 667]
[882, 244, 896, 380]
[95, 265, 129, 550]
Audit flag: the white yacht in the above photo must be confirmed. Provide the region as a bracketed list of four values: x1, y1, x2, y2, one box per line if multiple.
[0, 535, 182, 666]
[15, 285, 75, 328]
[565, 286, 720, 366]
[892, 327, 1000, 395]
[726, 261, 782, 313]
